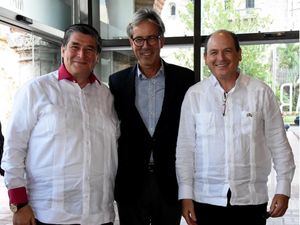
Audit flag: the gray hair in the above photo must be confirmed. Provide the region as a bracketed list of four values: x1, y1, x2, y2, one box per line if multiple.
[127, 8, 165, 38]
[62, 24, 102, 53]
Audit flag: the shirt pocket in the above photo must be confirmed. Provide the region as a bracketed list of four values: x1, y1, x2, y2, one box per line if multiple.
[41, 104, 66, 135]
[195, 112, 216, 136]
[240, 111, 262, 135]
[91, 107, 105, 133]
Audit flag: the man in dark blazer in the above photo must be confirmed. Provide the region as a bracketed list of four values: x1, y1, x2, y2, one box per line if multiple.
[109, 8, 194, 225]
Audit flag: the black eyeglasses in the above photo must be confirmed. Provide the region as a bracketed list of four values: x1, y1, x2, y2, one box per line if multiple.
[132, 35, 161, 47]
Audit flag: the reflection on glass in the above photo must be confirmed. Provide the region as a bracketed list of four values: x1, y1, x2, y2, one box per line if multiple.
[99, 0, 194, 39]
[0, 0, 72, 30]
[161, 0, 193, 37]
[100, 0, 134, 39]
[99, 49, 135, 83]
[79, 0, 88, 25]
[201, 43, 299, 103]
[99, 46, 193, 83]
[161, 47, 193, 70]
[201, 0, 300, 35]
[0, 23, 60, 129]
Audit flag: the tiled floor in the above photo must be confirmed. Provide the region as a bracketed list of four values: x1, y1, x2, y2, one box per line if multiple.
[0, 127, 299, 225]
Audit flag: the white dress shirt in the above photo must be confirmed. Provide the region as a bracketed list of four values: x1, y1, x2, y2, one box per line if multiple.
[176, 73, 295, 206]
[2, 70, 119, 224]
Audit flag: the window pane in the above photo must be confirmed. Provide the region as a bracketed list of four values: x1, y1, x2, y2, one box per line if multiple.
[161, 1, 194, 37]
[79, 0, 89, 24]
[0, 0, 72, 30]
[100, 0, 194, 39]
[161, 46, 194, 70]
[99, 45, 193, 83]
[0, 23, 61, 130]
[99, 49, 134, 83]
[100, 0, 133, 39]
[201, 0, 300, 35]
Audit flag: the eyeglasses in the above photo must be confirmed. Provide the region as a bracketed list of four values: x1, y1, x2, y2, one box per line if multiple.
[132, 35, 161, 47]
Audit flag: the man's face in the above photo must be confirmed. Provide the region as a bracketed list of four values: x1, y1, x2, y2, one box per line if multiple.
[61, 32, 99, 79]
[204, 32, 241, 81]
[130, 20, 164, 70]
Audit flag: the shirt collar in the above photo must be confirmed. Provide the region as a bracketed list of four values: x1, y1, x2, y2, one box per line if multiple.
[58, 64, 99, 84]
[210, 70, 241, 93]
[136, 61, 164, 80]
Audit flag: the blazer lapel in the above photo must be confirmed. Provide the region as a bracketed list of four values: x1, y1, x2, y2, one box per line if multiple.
[126, 66, 136, 105]
[129, 65, 152, 138]
[153, 61, 172, 137]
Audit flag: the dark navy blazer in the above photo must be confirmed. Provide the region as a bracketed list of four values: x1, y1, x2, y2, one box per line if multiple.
[109, 60, 195, 203]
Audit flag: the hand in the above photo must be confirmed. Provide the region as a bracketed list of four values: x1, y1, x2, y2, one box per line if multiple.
[268, 194, 289, 217]
[181, 199, 197, 225]
[13, 205, 36, 225]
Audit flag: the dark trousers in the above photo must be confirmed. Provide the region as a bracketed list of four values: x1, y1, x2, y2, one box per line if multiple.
[194, 190, 268, 225]
[117, 173, 181, 225]
[36, 219, 113, 225]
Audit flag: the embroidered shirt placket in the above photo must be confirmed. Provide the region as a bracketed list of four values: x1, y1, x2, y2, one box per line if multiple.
[80, 86, 91, 217]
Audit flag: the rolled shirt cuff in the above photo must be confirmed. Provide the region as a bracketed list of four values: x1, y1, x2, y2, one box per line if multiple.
[178, 183, 194, 200]
[8, 186, 28, 204]
[275, 180, 291, 197]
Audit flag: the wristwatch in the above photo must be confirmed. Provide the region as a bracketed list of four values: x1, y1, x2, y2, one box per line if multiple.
[9, 203, 28, 213]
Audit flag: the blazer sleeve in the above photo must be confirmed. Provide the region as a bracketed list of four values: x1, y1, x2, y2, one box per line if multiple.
[0, 122, 4, 176]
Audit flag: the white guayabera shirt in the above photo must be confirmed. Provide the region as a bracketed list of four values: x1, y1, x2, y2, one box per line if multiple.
[176, 73, 295, 206]
[2, 70, 119, 224]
